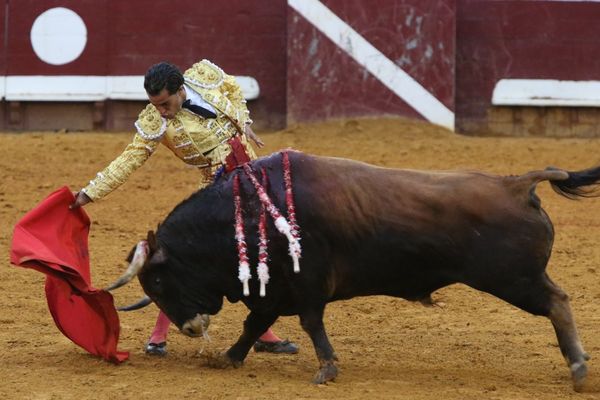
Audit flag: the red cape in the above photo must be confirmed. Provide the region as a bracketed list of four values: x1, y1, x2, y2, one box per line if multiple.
[10, 187, 129, 363]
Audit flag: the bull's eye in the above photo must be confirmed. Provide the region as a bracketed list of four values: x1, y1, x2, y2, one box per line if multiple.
[154, 277, 161, 285]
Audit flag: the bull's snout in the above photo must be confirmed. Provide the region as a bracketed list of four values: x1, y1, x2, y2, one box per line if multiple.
[181, 314, 211, 340]
[182, 325, 201, 337]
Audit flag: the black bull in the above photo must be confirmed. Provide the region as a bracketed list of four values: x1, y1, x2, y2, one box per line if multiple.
[113, 151, 600, 390]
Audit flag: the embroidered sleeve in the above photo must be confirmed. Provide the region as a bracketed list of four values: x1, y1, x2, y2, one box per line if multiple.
[81, 133, 158, 201]
[221, 73, 252, 125]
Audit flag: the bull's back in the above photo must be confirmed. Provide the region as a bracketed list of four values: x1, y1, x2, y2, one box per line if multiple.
[290, 153, 530, 237]
[280, 152, 555, 301]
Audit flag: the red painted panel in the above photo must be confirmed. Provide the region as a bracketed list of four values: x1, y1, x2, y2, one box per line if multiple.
[6, 0, 108, 75]
[105, 0, 287, 127]
[0, 1, 6, 75]
[106, 0, 286, 74]
[456, 0, 600, 129]
[287, 0, 455, 124]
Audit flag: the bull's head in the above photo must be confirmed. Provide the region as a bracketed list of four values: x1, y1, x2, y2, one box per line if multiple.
[106, 230, 222, 340]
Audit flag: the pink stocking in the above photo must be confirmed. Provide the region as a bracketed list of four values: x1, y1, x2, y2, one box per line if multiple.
[258, 327, 281, 342]
[148, 310, 171, 344]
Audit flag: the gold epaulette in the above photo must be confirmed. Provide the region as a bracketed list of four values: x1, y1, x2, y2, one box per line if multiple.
[183, 59, 224, 90]
[134, 104, 167, 140]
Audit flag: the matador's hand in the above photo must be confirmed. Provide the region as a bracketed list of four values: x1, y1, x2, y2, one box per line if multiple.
[69, 191, 92, 209]
[245, 125, 265, 148]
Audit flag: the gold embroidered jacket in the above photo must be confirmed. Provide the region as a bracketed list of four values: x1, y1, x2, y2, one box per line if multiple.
[82, 59, 257, 201]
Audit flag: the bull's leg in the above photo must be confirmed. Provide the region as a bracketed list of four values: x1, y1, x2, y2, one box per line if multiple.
[473, 273, 588, 391]
[226, 311, 279, 364]
[299, 307, 338, 384]
[545, 279, 589, 392]
[205, 311, 277, 369]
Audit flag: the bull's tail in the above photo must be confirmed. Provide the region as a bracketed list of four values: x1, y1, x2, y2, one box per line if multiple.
[546, 165, 600, 199]
[516, 166, 600, 206]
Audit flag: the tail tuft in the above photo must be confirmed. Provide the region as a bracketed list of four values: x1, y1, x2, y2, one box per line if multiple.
[548, 166, 600, 200]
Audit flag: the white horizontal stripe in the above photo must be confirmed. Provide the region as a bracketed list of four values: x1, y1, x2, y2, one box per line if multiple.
[288, 0, 454, 130]
[6, 76, 106, 101]
[107, 76, 145, 100]
[2, 75, 260, 101]
[492, 79, 600, 107]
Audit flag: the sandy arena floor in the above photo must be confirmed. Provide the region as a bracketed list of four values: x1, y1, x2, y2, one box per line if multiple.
[1, 118, 600, 399]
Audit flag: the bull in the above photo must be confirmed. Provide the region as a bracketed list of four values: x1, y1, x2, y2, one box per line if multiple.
[109, 151, 600, 390]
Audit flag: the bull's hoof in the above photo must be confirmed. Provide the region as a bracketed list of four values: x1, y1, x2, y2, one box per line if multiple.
[203, 351, 243, 369]
[312, 363, 338, 384]
[571, 361, 587, 392]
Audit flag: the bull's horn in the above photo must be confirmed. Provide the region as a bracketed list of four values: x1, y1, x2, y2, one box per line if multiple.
[105, 240, 149, 291]
[117, 295, 152, 311]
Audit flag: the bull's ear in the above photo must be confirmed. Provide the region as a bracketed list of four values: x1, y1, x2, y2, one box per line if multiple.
[147, 230, 158, 253]
[150, 246, 168, 265]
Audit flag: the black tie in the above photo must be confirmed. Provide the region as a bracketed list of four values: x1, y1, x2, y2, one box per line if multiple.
[182, 99, 217, 119]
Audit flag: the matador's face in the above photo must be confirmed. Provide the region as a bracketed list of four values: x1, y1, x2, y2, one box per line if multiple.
[148, 86, 185, 120]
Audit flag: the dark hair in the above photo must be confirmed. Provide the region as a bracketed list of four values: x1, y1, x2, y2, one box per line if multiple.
[144, 62, 184, 96]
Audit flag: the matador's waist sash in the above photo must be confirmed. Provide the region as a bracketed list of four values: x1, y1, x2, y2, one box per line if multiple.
[224, 136, 252, 172]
